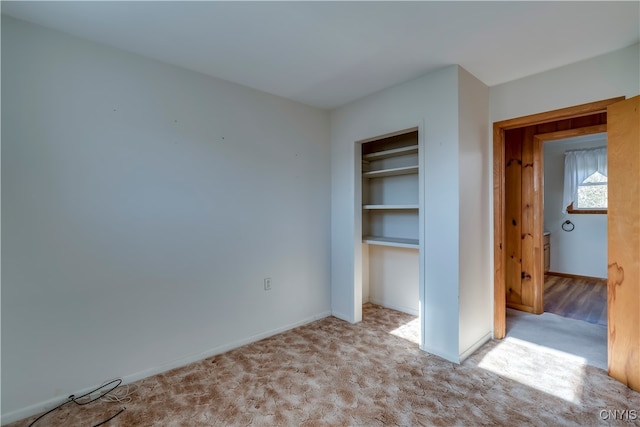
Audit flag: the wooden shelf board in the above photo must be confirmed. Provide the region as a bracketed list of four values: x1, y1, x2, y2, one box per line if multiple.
[363, 165, 418, 178]
[362, 236, 419, 249]
[363, 204, 419, 210]
[362, 145, 418, 161]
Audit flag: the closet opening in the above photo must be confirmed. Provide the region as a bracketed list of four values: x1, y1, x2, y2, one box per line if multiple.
[357, 127, 422, 346]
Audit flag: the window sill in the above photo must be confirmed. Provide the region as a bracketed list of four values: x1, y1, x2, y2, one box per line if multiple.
[567, 204, 607, 215]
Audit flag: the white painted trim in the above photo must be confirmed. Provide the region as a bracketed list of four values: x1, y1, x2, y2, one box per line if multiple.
[418, 119, 426, 351]
[459, 331, 493, 362]
[353, 139, 363, 324]
[368, 299, 419, 317]
[356, 126, 420, 145]
[0, 311, 332, 425]
[331, 310, 354, 323]
[421, 345, 461, 364]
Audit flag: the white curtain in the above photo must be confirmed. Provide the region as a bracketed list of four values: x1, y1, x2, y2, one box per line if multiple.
[562, 147, 607, 213]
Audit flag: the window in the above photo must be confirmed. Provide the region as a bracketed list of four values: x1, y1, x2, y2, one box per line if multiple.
[568, 171, 607, 213]
[563, 147, 607, 214]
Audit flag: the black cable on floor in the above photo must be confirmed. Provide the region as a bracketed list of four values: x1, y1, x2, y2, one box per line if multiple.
[72, 378, 122, 405]
[26, 399, 73, 427]
[27, 379, 125, 426]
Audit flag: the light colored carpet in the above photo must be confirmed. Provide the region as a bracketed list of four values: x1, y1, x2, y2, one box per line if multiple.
[10, 304, 639, 426]
[506, 308, 608, 370]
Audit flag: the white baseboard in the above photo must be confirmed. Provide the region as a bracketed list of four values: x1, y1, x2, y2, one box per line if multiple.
[1, 310, 332, 426]
[420, 333, 493, 365]
[420, 344, 461, 364]
[421, 334, 493, 364]
[459, 331, 493, 362]
[368, 299, 419, 317]
[330, 310, 353, 323]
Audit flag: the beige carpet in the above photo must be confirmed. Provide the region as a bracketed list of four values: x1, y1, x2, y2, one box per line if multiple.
[10, 304, 640, 426]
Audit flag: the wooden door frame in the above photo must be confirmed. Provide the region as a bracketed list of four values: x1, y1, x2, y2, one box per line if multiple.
[493, 97, 624, 339]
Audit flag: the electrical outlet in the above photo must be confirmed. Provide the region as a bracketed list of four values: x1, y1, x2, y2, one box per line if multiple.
[264, 278, 272, 291]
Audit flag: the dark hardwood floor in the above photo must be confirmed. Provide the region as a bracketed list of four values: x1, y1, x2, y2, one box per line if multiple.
[544, 274, 607, 326]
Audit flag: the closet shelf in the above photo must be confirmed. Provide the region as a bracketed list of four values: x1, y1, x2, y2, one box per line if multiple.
[363, 236, 419, 249]
[361, 130, 419, 248]
[362, 145, 419, 161]
[362, 204, 419, 210]
[362, 165, 418, 178]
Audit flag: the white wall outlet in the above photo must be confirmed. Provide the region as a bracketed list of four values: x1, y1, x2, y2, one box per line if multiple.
[264, 278, 272, 291]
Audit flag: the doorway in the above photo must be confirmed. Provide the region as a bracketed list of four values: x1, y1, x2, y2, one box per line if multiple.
[493, 96, 640, 390]
[540, 130, 608, 328]
[493, 97, 622, 334]
[508, 126, 609, 369]
[356, 127, 422, 345]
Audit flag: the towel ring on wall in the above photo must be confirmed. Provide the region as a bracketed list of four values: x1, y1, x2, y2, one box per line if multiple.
[562, 220, 575, 232]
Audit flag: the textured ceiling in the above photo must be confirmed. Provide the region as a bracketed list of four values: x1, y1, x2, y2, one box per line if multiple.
[2, 1, 639, 109]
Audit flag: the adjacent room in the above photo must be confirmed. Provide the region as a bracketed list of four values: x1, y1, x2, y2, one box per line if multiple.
[505, 132, 610, 370]
[2, 2, 639, 426]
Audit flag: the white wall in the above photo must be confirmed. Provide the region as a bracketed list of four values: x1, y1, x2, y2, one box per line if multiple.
[367, 246, 419, 315]
[330, 65, 492, 362]
[458, 68, 492, 358]
[544, 136, 608, 278]
[491, 43, 640, 122]
[1, 16, 331, 421]
[361, 243, 370, 304]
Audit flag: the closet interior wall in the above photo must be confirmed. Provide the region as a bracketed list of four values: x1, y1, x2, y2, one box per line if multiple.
[360, 129, 420, 316]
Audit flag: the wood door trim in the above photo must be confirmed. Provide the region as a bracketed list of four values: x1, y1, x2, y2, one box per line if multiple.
[535, 124, 607, 142]
[496, 97, 624, 130]
[546, 271, 607, 281]
[506, 302, 539, 313]
[531, 132, 544, 314]
[493, 98, 622, 339]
